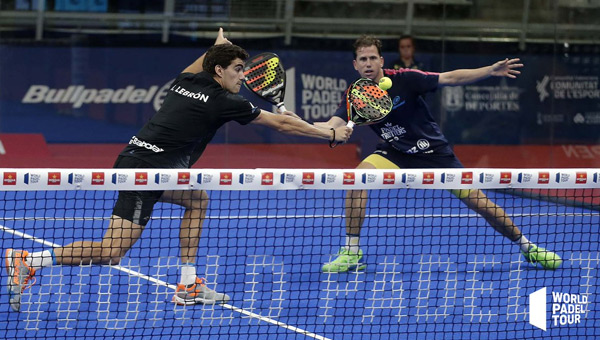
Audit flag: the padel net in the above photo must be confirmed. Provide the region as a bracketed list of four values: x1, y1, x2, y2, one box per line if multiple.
[0, 168, 598, 339]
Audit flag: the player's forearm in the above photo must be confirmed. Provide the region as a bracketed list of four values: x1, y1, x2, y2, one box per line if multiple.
[182, 55, 206, 74]
[439, 66, 493, 86]
[277, 115, 334, 141]
[181, 28, 229, 74]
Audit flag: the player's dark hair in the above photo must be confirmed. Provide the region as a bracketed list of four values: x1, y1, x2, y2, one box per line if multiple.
[399, 34, 415, 47]
[353, 35, 383, 59]
[202, 44, 249, 76]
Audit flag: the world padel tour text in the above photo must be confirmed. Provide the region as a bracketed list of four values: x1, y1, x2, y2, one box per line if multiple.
[20, 253, 597, 330]
[551, 292, 588, 326]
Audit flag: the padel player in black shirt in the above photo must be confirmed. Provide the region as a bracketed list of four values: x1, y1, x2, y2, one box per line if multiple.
[5, 28, 353, 311]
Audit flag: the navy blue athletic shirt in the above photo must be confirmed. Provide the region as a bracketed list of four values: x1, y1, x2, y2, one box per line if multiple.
[335, 68, 452, 155]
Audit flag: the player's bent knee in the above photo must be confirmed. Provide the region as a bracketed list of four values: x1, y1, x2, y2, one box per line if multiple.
[347, 189, 368, 200]
[175, 190, 209, 210]
[99, 248, 126, 265]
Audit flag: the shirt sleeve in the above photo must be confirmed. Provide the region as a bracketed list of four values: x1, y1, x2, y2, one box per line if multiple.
[333, 88, 349, 122]
[217, 92, 261, 125]
[396, 70, 439, 95]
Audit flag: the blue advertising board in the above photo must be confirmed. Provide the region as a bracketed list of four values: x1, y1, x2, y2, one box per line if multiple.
[1, 45, 599, 146]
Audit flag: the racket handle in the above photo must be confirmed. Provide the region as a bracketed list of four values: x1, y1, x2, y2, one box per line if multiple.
[346, 121, 355, 128]
[276, 103, 287, 113]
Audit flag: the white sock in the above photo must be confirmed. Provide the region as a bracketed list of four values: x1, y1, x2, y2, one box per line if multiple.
[516, 235, 533, 253]
[345, 235, 361, 254]
[180, 263, 197, 286]
[26, 250, 55, 271]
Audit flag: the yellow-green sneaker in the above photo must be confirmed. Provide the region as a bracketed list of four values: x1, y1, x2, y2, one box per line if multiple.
[522, 245, 562, 270]
[322, 248, 366, 273]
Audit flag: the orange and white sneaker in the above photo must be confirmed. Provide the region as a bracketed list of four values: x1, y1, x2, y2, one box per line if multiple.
[5, 249, 36, 312]
[173, 277, 230, 306]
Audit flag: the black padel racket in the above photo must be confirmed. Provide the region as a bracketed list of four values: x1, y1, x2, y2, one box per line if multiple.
[346, 78, 393, 127]
[243, 52, 287, 112]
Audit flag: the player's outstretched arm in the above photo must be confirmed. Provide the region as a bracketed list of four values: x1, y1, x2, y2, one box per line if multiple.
[182, 27, 232, 74]
[252, 110, 352, 143]
[438, 58, 523, 86]
[313, 116, 347, 129]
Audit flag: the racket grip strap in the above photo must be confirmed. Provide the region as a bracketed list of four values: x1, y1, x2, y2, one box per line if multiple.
[276, 103, 288, 113]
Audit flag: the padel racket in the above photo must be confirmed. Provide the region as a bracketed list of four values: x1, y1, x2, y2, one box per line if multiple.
[346, 78, 393, 128]
[243, 52, 288, 112]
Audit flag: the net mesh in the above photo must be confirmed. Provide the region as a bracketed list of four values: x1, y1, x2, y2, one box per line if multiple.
[0, 168, 598, 339]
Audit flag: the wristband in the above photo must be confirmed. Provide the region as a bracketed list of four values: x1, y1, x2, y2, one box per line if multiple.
[329, 128, 336, 148]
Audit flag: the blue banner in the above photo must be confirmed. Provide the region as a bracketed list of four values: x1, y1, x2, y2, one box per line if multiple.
[1, 45, 599, 145]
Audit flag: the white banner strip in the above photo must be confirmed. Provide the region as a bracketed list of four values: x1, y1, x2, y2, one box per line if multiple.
[0, 168, 599, 191]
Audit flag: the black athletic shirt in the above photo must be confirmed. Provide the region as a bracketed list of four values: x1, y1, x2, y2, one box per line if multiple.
[119, 72, 261, 168]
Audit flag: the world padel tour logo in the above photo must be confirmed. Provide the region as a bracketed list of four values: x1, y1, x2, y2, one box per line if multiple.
[529, 287, 589, 331]
[302, 172, 315, 185]
[3, 172, 17, 185]
[177, 172, 190, 185]
[91, 172, 105, 185]
[48, 172, 61, 185]
[383, 172, 395, 185]
[135, 172, 147, 185]
[220, 172, 232, 185]
[261, 172, 274, 185]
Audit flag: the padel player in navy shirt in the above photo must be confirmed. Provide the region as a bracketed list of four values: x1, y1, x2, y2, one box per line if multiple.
[319, 34, 561, 273]
[5, 28, 353, 312]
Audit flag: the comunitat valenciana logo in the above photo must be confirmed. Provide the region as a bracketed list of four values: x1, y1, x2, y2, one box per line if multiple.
[21, 80, 173, 112]
[529, 287, 589, 331]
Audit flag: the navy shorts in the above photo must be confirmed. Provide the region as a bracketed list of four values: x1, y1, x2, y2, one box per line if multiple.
[370, 143, 464, 169]
[111, 156, 163, 226]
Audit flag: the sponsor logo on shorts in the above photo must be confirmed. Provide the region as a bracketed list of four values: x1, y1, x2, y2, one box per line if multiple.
[575, 172, 587, 184]
[261, 172, 274, 185]
[3, 172, 17, 185]
[461, 171, 473, 185]
[91, 172, 105, 185]
[422, 172, 434, 184]
[538, 172, 550, 184]
[220, 172, 232, 185]
[500, 172, 512, 184]
[48, 172, 61, 185]
[178, 172, 190, 185]
[383, 172, 395, 185]
[343, 172, 355, 185]
[135, 172, 148, 185]
[302, 172, 315, 185]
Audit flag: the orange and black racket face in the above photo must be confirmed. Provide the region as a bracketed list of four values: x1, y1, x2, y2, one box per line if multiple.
[347, 78, 393, 125]
[243, 52, 286, 105]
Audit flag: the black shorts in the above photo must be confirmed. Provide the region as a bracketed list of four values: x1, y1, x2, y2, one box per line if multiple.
[111, 156, 163, 226]
[370, 143, 464, 169]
